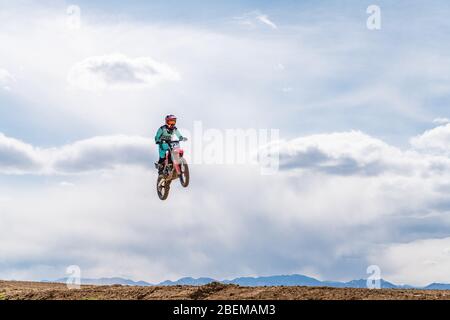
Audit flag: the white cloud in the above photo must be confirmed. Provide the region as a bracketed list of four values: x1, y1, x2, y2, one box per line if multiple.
[234, 11, 278, 30]
[433, 118, 450, 125]
[257, 14, 278, 30]
[0, 133, 43, 174]
[0, 68, 15, 90]
[0, 133, 155, 174]
[50, 135, 155, 173]
[276, 63, 285, 71]
[270, 130, 450, 177]
[372, 237, 450, 286]
[67, 54, 180, 91]
[3, 126, 450, 180]
[59, 181, 75, 188]
[410, 123, 450, 156]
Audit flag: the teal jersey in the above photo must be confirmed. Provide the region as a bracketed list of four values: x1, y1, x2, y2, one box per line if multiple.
[155, 125, 183, 143]
[155, 125, 183, 158]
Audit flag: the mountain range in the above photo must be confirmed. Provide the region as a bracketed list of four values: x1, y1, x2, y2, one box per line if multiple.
[45, 274, 450, 290]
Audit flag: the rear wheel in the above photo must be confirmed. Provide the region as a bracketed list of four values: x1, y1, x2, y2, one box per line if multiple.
[179, 158, 190, 188]
[157, 176, 171, 200]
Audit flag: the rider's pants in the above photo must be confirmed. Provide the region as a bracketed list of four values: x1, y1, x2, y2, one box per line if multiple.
[158, 143, 170, 159]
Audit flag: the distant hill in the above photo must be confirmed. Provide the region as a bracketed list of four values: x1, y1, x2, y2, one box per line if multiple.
[223, 276, 399, 289]
[424, 283, 450, 290]
[331, 279, 398, 289]
[223, 274, 323, 287]
[159, 277, 216, 286]
[46, 277, 151, 286]
[43, 274, 450, 290]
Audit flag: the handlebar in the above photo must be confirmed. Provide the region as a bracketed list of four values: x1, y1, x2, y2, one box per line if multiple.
[159, 138, 187, 144]
[158, 139, 187, 148]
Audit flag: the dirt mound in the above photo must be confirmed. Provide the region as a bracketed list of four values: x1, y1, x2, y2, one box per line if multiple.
[189, 282, 231, 300]
[1, 280, 450, 300]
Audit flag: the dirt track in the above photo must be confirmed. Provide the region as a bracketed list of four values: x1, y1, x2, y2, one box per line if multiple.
[1, 281, 450, 300]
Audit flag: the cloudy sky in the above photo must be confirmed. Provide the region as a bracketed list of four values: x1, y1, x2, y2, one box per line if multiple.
[1, 0, 450, 286]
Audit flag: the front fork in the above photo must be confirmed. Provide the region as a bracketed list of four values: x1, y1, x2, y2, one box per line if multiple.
[166, 150, 182, 176]
[164, 151, 181, 178]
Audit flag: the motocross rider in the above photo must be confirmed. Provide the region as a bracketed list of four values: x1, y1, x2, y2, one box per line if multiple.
[155, 115, 187, 175]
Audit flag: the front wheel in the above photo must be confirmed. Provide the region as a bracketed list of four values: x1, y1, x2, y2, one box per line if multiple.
[157, 176, 171, 200]
[179, 158, 190, 188]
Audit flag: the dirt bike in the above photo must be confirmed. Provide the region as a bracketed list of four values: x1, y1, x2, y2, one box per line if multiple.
[155, 139, 190, 200]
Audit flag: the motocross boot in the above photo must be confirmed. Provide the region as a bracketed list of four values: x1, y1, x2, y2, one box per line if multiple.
[156, 158, 165, 176]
